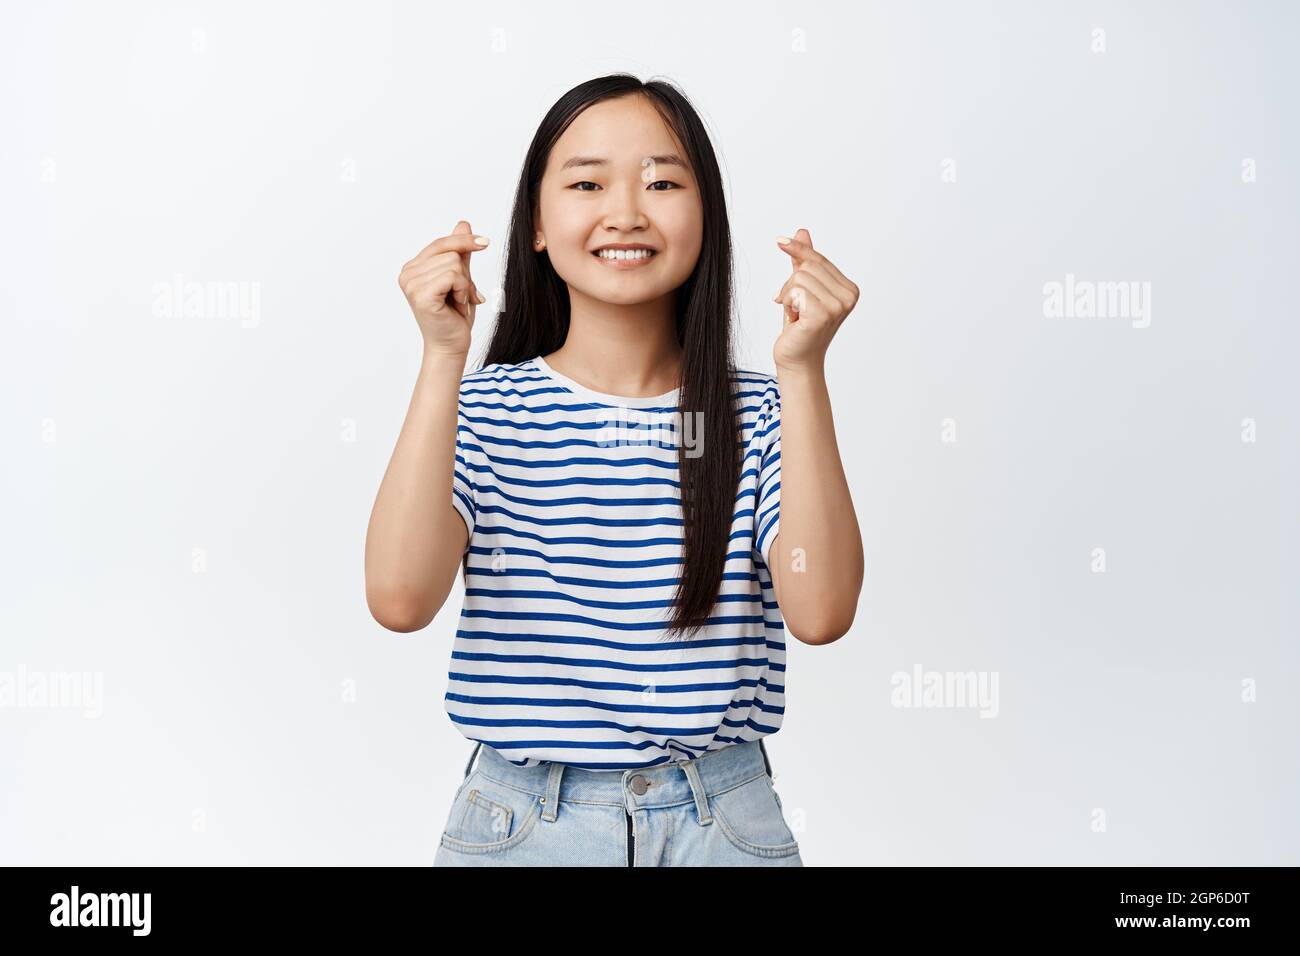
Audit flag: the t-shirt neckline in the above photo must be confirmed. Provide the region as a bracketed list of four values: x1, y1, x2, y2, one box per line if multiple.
[531, 354, 680, 409]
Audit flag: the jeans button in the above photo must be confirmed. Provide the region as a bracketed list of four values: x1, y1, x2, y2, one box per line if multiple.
[628, 774, 649, 795]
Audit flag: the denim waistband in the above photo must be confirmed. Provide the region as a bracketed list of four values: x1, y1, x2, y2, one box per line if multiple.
[461, 739, 775, 815]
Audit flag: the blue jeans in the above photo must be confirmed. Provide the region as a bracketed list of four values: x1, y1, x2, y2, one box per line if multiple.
[433, 738, 804, 866]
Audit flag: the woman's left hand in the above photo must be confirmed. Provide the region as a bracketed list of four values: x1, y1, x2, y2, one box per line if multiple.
[771, 227, 859, 372]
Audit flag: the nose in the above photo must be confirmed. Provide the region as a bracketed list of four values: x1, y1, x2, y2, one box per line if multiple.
[601, 180, 649, 233]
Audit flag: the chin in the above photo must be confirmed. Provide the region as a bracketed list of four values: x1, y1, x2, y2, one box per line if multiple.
[590, 285, 664, 306]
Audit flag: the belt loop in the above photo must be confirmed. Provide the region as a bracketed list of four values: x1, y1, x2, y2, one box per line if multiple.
[681, 758, 713, 826]
[759, 738, 773, 779]
[463, 741, 482, 779]
[541, 761, 565, 822]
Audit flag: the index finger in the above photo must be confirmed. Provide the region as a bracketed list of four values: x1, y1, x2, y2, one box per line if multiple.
[777, 236, 854, 294]
[406, 231, 490, 269]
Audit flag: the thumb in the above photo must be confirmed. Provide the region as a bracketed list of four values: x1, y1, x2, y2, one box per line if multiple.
[451, 220, 483, 304]
[452, 219, 474, 264]
[795, 227, 813, 249]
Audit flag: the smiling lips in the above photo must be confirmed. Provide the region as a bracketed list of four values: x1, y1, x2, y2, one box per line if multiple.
[591, 247, 658, 269]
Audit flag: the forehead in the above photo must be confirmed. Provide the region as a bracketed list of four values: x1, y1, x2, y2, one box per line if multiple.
[549, 96, 689, 172]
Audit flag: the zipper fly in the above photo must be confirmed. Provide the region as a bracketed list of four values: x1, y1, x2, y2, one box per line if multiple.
[625, 810, 635, 866]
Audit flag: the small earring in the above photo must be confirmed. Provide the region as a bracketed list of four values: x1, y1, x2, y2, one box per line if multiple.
[535, 238, 543, 246]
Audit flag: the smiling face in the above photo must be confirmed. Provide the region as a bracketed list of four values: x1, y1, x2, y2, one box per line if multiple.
[534, 94, 703, 306]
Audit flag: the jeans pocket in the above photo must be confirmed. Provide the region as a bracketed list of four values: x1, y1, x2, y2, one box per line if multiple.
[439, 772, 542, 855]
[708, 774, 801, 859]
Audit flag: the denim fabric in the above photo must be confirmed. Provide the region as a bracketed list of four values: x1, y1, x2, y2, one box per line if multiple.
[433, 738, 803, 867]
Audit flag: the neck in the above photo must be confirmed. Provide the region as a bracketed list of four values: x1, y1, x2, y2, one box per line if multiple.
[544, 288, 683, 397]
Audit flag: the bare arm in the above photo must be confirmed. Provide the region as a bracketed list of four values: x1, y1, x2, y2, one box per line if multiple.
[364, 349, 471, 632]
[767, 227, 864, 645]
[766, 365, 863, 645]
[365, 220, 487, 632]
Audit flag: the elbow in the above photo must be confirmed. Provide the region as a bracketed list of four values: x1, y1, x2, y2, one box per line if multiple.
[785, 595, 857, 647]
[802, 556, 865, 645]
[367, 588, 438, 634]
[366, 560, 460, 633]
[788, 608, 856, 646]
[785, 573, 862, 646]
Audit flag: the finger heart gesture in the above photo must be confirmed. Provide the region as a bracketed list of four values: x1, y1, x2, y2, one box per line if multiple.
[771, 227, 859, 372]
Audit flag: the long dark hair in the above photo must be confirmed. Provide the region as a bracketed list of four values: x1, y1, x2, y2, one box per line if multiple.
[479, 73, 740, 641]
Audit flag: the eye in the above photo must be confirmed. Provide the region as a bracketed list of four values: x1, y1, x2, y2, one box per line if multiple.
[567, 180, 682, 192]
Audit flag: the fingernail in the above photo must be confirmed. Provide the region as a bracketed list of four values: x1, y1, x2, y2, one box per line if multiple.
[473, 236, 489, 246]
[476, 292, 486, 304]
[776, 235, 792, 245]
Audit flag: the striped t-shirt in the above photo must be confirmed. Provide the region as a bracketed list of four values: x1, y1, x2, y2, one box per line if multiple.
[445, 354, 784, 770]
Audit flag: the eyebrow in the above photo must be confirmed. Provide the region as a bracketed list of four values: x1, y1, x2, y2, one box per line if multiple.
[560, 154, 688, 171]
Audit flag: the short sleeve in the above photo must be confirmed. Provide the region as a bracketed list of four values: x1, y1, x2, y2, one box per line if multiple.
[450, 389, 477, 553]
[753, 384, 782, 568]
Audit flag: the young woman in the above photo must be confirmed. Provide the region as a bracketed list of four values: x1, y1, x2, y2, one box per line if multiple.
[365, 74, 863, 866]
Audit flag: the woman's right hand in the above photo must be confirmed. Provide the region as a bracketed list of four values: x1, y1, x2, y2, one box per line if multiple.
[398, 219, 489, 356]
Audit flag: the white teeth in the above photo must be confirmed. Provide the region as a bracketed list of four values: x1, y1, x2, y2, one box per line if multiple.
[596, 248, 655, 260]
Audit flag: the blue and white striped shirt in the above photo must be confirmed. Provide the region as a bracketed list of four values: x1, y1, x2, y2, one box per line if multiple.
[445, 354, 784, 769]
